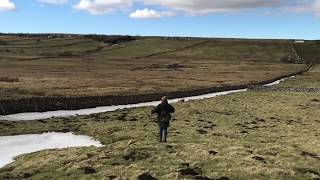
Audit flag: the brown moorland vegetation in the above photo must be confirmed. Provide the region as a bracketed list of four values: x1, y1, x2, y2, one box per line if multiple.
[0, 36, 306, 102]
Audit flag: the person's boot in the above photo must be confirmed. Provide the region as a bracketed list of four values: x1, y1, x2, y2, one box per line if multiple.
[164, 129, 168, 142]
[159, 131, 163, 142]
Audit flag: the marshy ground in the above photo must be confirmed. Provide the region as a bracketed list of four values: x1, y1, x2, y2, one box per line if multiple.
[0, 66, 319, 179]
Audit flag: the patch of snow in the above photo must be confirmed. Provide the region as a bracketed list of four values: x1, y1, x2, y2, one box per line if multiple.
[0, 132, 103, 168]
[263, 76, 295, 87]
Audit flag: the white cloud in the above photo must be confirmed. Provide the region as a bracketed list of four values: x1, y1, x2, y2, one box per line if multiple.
[141, 0, 320, 17]
[73, 0, 132, 15]
[38, 0, 68, 4]
[0, 0, 16, 11]
[130, 8, 175, 19]
[71, 0, 320, 18]
[141, 0, 285, 15]
[282, 0, 320, 17]
[313, 0, 320, 16]
[73, 0, 287, 16]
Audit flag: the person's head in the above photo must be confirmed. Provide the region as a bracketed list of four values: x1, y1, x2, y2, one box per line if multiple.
[161, 96, 168, 103]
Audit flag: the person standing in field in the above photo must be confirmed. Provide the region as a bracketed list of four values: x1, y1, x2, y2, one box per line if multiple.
[151, 96, 175, 142]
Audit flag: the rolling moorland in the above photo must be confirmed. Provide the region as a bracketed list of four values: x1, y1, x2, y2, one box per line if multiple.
[0, 34, 319, 179]
[0, 35, 307, 101]
[1, 35, 319, 114]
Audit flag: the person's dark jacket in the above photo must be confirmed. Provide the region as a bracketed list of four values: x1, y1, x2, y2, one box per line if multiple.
[151, 101, 175, 126]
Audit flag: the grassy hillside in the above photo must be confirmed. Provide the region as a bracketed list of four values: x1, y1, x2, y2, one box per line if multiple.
[95, 38, 205, 59]
[0, 36, 306, 101]
[294, 42, 320, 64]
[155, 40, 296, 63]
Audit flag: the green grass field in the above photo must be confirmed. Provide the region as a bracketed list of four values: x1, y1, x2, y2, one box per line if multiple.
[0, 70, 319, 179]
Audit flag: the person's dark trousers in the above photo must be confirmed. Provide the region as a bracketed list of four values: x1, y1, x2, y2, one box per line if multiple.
[159, 124, 168, 142]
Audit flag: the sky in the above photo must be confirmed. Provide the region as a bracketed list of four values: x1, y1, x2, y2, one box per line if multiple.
[0, 0, 320, 39]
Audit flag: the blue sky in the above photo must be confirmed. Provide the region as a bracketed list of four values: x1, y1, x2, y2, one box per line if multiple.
[0, 0, 320, 39]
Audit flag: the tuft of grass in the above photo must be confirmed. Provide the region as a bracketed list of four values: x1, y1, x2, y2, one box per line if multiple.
[0, 77, 19, 82]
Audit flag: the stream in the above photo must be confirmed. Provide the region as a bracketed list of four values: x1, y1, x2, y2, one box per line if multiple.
[0, 76, 296, 121]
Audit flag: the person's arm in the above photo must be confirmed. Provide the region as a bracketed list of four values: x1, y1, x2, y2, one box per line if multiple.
[169, 105, 175, 113]
[151, 105, 159, 114]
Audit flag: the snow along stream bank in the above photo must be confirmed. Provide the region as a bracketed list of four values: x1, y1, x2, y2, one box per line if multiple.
[0, 89, 247, 121]
[0, 76, 296, 121]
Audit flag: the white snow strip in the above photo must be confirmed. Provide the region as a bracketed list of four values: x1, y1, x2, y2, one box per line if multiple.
[0, 74, 297, 121]
[263, 76, 295, 87]
[0, 89, 247, 121]
[0, 132, 103, 168]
